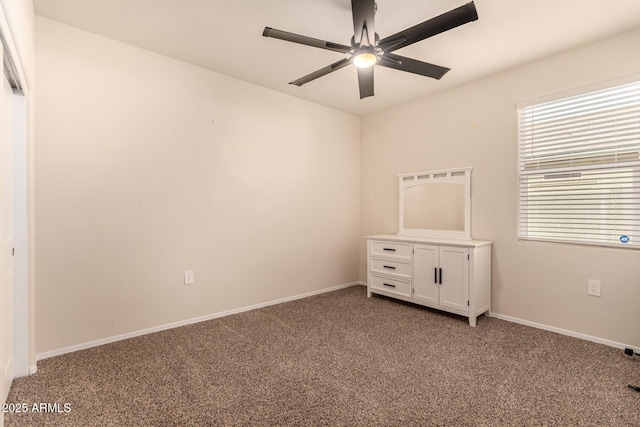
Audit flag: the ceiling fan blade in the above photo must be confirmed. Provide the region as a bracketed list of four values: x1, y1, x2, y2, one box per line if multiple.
[351, 0, 376, 46]
[357, 67, 374, 99]
[378, 53, 450, 80]
[379, 2, 478, 53]
[263, 27, 351, 53]
[289, 58, 352, 86]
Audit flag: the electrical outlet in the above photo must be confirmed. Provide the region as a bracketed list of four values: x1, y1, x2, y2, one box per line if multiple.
[184, 270, 195, 285]
[587, 279, 601, 297]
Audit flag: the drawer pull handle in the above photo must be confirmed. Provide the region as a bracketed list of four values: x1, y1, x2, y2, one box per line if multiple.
[383, 248, 396, 252]
[383, 283, 396, 288]
[383, 265, 396, 270]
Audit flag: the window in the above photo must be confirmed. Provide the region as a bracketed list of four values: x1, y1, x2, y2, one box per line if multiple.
[518, 79, 640, 248]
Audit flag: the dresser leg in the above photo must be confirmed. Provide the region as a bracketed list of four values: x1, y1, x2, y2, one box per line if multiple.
[469, 316, 477, 327]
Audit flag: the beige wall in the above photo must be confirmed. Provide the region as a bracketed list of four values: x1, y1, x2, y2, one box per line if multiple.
[360, 27, 640, 347]
[35, 14, 640, 355]
[35, 17, 360, 354]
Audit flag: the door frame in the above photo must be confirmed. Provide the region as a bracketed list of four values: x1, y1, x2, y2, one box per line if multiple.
[0, 2, 31, 380]
[11, 89, 28, 377]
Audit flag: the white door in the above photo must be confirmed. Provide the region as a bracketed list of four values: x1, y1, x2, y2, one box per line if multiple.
[438, 246, 468, 312]
[1, 42, 15, 405]
[413, 244, 438, 306]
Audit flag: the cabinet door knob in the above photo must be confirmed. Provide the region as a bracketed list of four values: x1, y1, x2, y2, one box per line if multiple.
[383, 283, 396, 288]
[439, 268, 443, 285]
[434, 268, 437, 284]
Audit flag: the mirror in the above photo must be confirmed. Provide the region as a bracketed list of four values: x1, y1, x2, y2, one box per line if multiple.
[403, 183, 465, 231]
[398, 168, 471, 240]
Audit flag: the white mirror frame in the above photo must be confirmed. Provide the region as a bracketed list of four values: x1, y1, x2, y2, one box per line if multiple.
[398, 167, 472, 240]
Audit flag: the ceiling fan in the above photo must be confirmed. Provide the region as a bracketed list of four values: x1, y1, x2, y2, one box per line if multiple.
[263, 1, 478, 99]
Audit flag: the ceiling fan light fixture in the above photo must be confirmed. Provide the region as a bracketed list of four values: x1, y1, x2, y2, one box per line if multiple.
[353, 52, 377, 68]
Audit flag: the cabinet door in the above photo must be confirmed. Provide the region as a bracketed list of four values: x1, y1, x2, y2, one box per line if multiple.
[438, 246, 469, 312]
[413, 244, 438, 306]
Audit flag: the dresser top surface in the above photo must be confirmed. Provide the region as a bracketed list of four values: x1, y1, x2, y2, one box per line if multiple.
[367, 234, 493, 248]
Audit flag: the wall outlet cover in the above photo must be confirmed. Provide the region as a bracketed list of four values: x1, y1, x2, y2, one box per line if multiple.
[184, 270, 195, 285]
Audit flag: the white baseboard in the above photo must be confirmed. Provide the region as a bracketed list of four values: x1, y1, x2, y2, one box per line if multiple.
[37, 282, 360, 361]
[36, 283, 636, 363]
[490, 312, 638, 352]
[362, 277, 636, 352]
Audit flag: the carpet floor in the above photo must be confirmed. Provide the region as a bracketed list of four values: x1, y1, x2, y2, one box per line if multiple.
[6, 285, 640, 426]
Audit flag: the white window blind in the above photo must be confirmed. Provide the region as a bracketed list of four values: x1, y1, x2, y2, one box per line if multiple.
[518, 80, 640, 248]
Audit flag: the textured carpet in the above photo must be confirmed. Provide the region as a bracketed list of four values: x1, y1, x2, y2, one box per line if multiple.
[6, 285, 640, 426]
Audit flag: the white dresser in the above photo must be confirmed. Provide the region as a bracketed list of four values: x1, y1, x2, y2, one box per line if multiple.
[367, 234, 492, 327]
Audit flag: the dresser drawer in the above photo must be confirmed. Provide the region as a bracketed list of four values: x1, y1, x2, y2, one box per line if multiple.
[370, 258, 411, 280]
[370, 275, 412, 298]
[370, 241, 412, 260]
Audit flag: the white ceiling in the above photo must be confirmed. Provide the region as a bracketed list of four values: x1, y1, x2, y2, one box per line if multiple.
[34, 0, 640, 116]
